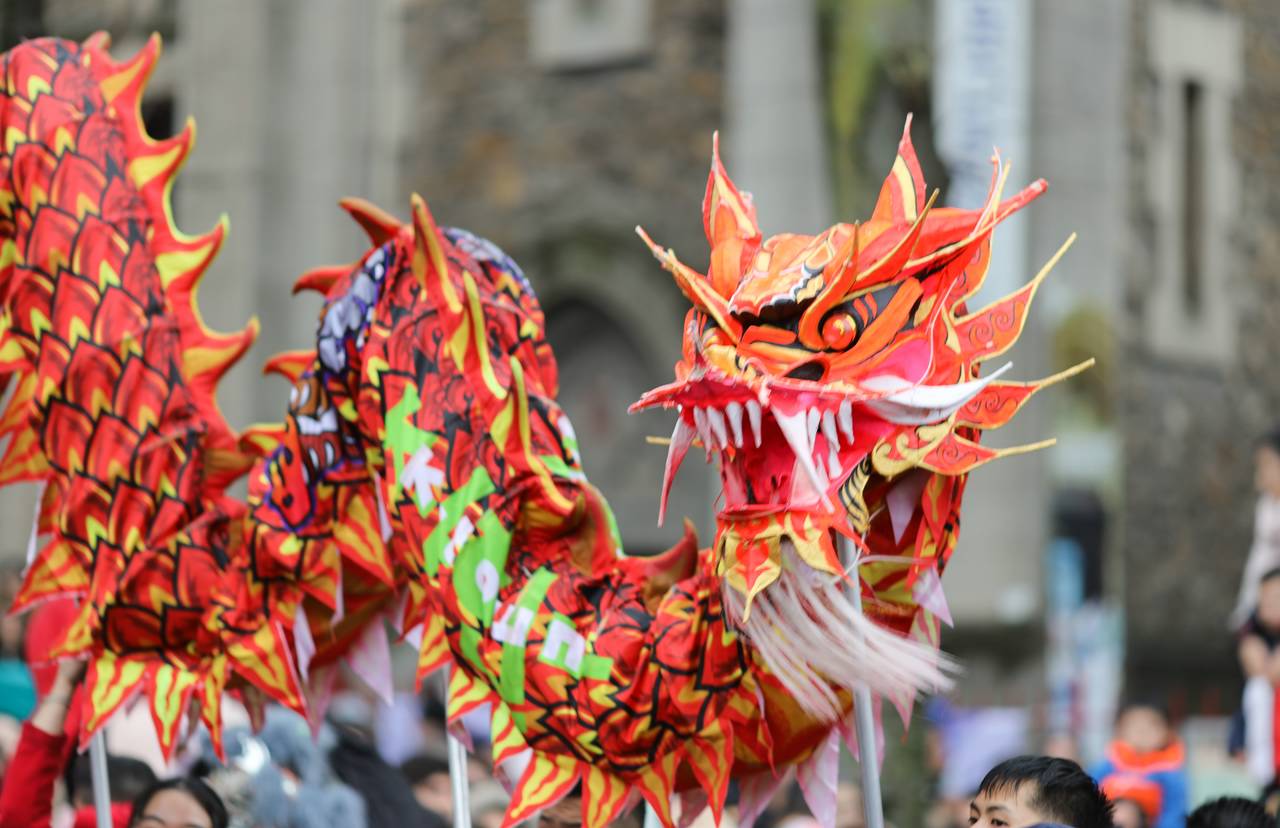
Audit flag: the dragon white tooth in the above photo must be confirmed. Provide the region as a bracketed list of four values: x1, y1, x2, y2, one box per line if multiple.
[806, 408, 820, 449]
[837, 399, 855, 443]
[692, 407, 713, 458]
[746, 399, 763, 447]
[659, 417, 695, 526]
[707, 407, 729, 448]
[828, 443, 841, 478]
[773, 408, 832, 508]
[821, 410, 839, 449]
[726, 401, 745, 447]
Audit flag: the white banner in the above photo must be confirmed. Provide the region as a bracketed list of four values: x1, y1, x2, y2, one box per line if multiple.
[933, 0, 1032, 302]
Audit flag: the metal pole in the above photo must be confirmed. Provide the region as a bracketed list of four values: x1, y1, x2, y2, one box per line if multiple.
[838, 534, 885, 828]
[89, 730, 112, 828]
[444, 668, 472, 828]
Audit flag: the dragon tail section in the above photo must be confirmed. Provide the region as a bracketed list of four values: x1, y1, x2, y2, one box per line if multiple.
[0, 35, 291, 757]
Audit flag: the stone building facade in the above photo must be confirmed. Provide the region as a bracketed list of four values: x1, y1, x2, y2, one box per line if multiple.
[1121, 0, 1280, 707]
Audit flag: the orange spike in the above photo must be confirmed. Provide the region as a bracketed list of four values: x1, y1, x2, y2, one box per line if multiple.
[183, 317, 259, 387]
[339, 197, 403, 245]
[410, 193, 461, 311]
[262, 349, 316, 383]
[703, 131, 761, 298]
[292, 263, 350, 296]
[149, 663, 199, 761]
[238, 423, 286, 457]
[100, 33, 160, 106]
[955, 359, 1094, 430]
[82, 31, 111, 52]
[636, 226, 742, 341]
[125, 118, 193, 192]
[156, 217, 225, 290]
[872, 114, 928, 225]
[953, 234, 1074, 365]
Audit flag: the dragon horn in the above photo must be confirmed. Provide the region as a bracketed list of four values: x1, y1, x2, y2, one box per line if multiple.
[410, 194, 462, 313]
[871, 114, 928, 225]
[340, 197, 402, 246]
[704, 132, 761, 299]
[292, 263, 351, 296]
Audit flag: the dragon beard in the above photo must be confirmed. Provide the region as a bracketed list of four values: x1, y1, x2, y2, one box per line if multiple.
[721, 537, 955, 723]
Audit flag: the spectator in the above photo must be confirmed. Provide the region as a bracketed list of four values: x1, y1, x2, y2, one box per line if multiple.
[969, 755, 1113, 828]
[1259, 778, 1280, 817]
[0, 715, 18, 785]
[1231, 428, 1280, 628]
[188, 707, 368, 828]
[1091, 700, 1187, 828]
[0, 570, 35, 723]
[128, 777, 228, 828]
[469, 779, 509, 828]
[64, 754, 158, 827]
[401, 752, 453, 820]
[69, 753, 158, 811]
[835, 782, 864, 828]
[1237, 567, 1280, 783]
[1185, 797, 1271, 828]
[1112, 798, 1150, 828]
[0, 657, 225, 828]
[328, 691, 446, 828]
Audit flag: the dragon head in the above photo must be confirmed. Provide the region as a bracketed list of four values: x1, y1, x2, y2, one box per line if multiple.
[631, 119, 1085, 719]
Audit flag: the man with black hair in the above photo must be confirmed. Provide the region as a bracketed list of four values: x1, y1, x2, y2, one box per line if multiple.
[969, 755, 1113, 828]
[69, 753, 157, 810]
[400, 752, 452, 822]
[1185, 796, 1271, 828]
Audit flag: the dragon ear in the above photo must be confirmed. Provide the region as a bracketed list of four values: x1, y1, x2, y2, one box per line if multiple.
[871, 115, 928, 225]
[703, 132, 761, 299]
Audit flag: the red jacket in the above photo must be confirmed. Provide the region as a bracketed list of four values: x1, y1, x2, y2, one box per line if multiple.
[0, 721, 130, 828]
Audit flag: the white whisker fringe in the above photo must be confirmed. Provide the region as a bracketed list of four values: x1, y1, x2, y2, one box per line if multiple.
[723, 539, 956, 722]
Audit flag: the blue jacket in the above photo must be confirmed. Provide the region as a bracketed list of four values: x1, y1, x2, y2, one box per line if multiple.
[1091, 739, 1188, 828]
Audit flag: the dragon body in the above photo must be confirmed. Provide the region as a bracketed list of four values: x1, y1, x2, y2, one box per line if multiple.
[0, 36, 1083, 828]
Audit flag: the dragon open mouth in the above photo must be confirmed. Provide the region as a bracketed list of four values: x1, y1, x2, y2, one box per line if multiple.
[640, 366, 1011, 525]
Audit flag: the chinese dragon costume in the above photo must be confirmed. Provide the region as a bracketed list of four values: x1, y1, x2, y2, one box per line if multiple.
[0, 35, 1087, 827]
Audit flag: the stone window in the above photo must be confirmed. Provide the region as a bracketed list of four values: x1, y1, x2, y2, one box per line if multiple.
[1144, 2, 1241, 365]
[529, 0, 652, 70]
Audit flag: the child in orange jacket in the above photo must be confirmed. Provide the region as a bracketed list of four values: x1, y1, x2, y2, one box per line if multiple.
[1091, 701, 1188, 828]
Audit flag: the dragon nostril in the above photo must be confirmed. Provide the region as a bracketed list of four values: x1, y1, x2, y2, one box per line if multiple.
[784, 361, 826, 381]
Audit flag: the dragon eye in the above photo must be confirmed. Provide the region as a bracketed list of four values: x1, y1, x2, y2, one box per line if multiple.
[821, 313, 857, 350]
